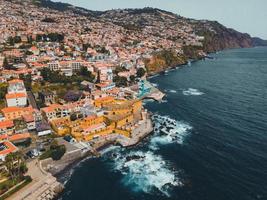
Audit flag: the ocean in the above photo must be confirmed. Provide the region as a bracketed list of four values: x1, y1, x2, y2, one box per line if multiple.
[57, 47, 267, 200]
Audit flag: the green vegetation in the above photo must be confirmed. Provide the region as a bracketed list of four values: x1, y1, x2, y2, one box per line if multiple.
[13, 119, 27, 132]
[113, 76, 128, 87]
[40, 67, 94, 85]
[82, 43, 92, 51]
[0, 83, 7, 101]
[77, 66, 95, 82]
[33, 82, 82, 101]
[19, 74, 32, 90]
[130, 75, 135, 83]
[2, 58, 8, 69]
[182, 45, 203, 59]
[95, 45, 109, 54]
[0, 83, 7, 108]
[136, 68, 146, 78]
[145, 50, 187, 74]
[39, 140, 66, 161]
[7, 36, 21, 45]
[36, 33, 64, 42]
[0, 152, 29, 196]
[14, 138, 32, 148]
[114, 66, 128, 75]
[4, 152, 28, 182]
[0, 176, 32, 200]
[41, 17, 56, 23]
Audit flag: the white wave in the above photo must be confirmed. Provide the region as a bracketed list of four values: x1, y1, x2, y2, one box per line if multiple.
[169, 89, 177, 93]
[113, 150, 182, 196]
[105, 114, 192, 197]
[160, 99, 168, 103]
[100, 145, 121, 155]
[164, 89, 177, 93]
[142, 99, 154, 105]
[150, 114, 192, 150]
[151, 83, 159, 87]
[182, 88, 204, 96]
[148, 74, 159, 79]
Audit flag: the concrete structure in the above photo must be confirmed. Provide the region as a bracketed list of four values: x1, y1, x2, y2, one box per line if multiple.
[6, 92, 27, 107]
[7, 79, 26, 94]
[6, 160, 63, 200]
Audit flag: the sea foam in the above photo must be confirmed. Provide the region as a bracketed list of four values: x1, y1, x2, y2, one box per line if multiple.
[164, 89, 177, 93]
[150, 114, 192, 150]
[182, 88, 204, 96]
[113, 150, 181, 196]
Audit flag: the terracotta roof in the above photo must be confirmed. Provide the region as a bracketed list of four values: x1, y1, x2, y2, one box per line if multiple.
[8, 79, 23, 84]
[1, 106, 33, 114]
[9, 133, 31, 142]
[94, 96, 114, 102]
[83, 123, 105, 133]
[0, 134, 8, 141]
[41, 104, 62, 113]
[84, 115, 97, 121]
[0, 120, 14, 129]
[0, 141, 17, 156]
[6, 92, 27, 99]
[23, 114, 34, 122]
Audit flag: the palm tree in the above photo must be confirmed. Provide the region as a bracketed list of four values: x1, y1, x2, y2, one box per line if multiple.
[4, 151, 26, 183]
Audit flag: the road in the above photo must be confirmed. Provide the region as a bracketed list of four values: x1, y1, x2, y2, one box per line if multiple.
[27, 91, 38, 109]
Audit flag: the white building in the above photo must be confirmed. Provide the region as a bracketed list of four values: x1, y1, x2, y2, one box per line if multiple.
[6, 93, 27, 107]
[6, 79, 27, 107]
[7, 79, 26, 94]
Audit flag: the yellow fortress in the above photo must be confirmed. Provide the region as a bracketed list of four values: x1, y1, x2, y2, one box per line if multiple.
[50, 98, 144, 142]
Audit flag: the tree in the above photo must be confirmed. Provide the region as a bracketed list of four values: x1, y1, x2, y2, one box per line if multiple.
[63, 90, 82, 102]
[4, 152, 27, 183]
[113, 76, 128, 87]
[136, 68, 146, 78]
[19, 74, 32, 90]
[2, 57, 8, 68]
[7, 37, 14, 46]
[130, 75, 135, 82]
[114, 66, 127, 75]
[50, 140, 66, 161]
[78, 66, 95, 82]
[13, 36, 21, 43]
[79, 66, 90, 77]
[82, 43, 91, 51]
[51, 145, 66, 160]
[0, 83, 8, 100]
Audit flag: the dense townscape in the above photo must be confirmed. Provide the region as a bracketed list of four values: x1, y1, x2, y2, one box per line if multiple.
[0, 0, 266, 199]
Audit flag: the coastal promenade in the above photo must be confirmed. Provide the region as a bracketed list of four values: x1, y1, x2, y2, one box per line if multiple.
[7, 160, 63, 200]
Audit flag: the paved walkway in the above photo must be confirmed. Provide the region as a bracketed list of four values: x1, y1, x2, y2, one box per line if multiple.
[6, 160, 62, 200]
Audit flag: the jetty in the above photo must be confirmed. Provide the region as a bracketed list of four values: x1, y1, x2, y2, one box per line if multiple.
[138, 80, 165, 101]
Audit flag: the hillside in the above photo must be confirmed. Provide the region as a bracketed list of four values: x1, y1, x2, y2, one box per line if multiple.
[34, 2, 267, 48]
[1, 0, 267, 74]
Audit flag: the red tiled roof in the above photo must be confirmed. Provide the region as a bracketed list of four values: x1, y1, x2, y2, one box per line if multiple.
[0, 141, 17, 156]
[0, 120, 14, 129]
[6, 92, 27, 99]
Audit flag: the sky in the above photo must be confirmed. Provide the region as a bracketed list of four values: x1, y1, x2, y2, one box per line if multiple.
[54, 0, 267, 39]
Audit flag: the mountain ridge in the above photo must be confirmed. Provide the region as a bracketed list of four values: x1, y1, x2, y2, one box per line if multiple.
[33, 0, 267, 49]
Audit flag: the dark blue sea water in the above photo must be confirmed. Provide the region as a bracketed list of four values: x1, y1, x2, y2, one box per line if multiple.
[57, 47, 267, 200]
